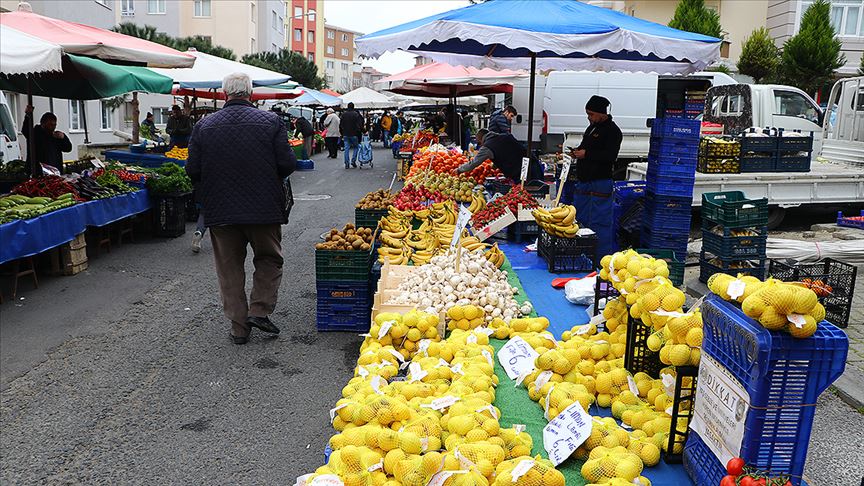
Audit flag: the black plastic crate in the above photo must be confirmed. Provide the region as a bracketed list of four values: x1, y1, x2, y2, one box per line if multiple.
[665, 365, 698, 463]
[507, 220, 540, 242]
[701, 191, 768, 229]
[739, 131, 778, 152]
[637, 248, 685, 287]
[739, 154, 775, 173]
[355, 207, 389, 230]
[767, 258, 857, 328]
[774, 155, 811, 172]
[777, 130, 814, 152]
[151, 192, 188, 238]
[624, 314, 664, 378]
[484, 177, 512, 197]
[537, 230, 598, 273]
[702, 227, 767, 259]
[315, 248, 373, 282]
[593, 278, 620, 317]
[699, 251, 766, 283]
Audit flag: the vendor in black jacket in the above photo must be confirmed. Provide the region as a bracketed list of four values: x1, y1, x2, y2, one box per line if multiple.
[21, 105, 72, 174]
[560, 95, 622, 257]
[456, 129, 542, 183]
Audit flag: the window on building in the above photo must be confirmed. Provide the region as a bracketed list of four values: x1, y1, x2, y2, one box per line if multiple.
[121, 0, 134, 15]
[341, 47, 348, 56]
[774, 90, 820, 123]
[94, 0, 108, 7]
[341, 33, 348, 42]
[153, 107, 171, 125]
[327, 30, 334, 39]
[294, 28, 302, 42]
[308, 53, 314, 62]
[326, 75, 334, 84]
[341, 62, 349, 71]
[194, 0, 211, 17]
[308, 30, 315, 43]
[251, 38, 256, 52]
[326, 45, 334, 55]
[326, 60, 335, 69]
[100, 101, 113, 131]
[251, 3, 256, 22]
[294, 6, 302, 18]
[69, 100, 84, 131]
[308, 9, 316, 21]
[278, 16, 284, 33]
[147, 0, 165, 14]
[802, 1, 863, 37]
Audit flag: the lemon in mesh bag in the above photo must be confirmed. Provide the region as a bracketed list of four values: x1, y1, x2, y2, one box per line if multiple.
[447, 305, 486, 331]
[498, 426, 533, 459]
[322, 445, 384, 486]
[488, 317, 511, 339]
[581, 445, 643, 483]
[492, 456, 565, 486]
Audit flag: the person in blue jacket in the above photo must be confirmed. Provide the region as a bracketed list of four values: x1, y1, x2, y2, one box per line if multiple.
[488, 105, 516, 134]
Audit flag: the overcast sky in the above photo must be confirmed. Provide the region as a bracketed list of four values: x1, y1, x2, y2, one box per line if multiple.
[323, 0, 469, 75]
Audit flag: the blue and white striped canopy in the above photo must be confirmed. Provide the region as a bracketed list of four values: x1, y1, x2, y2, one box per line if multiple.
[286, 88, 342, 107]
[356, 0, 721, 74]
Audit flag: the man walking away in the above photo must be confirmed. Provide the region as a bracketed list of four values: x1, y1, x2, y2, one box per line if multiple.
[340, 102, 364, 169]
[488, 105, 516, 134]
[294, 115, 315, 159]
[380, 111, 393, 148]
[166, 105, 193, 148]
[185, 73, 296, 345]
[323, 108, 341, 159]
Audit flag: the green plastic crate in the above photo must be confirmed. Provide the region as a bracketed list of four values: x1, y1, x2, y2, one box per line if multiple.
[354, 208, 389, 229]
[701, 191, 768, 229]
[315, 249, 373, 282]
[637, 248, 685, 286]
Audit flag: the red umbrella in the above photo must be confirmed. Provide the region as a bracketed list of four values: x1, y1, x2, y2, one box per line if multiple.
[0, 10, 194, 68]
[375, 62, 526, 97]
[320, 88, 343, 97]
[173, 86, 304, 102]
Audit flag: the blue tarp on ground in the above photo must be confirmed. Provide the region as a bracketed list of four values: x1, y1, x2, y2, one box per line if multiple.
[0, 190, 151, 265]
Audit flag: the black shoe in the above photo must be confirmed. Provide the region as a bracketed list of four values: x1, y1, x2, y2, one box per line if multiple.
[352, 163, 357, 168]
[231, 334, 249, 345]
[247, 316, 280, 334]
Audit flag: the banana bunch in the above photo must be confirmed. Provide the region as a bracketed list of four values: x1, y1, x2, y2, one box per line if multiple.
[405, 230, 439, 252]
[460, 236, 486, 252]
[430, 201, 457, 225]
[533, 205, 579, 238]
[484, 243, 505, 268]
[377, 245, 412, 265]
[467, 191, 487, 214]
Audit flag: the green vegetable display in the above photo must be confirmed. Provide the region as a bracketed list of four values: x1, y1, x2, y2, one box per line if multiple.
[0, 193, 77, 223]
[145, 162, 192, 195]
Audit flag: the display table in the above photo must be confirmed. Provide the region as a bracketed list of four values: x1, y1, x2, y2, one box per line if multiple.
[0, 190, 153, 265]
[103, 150, 185, 168]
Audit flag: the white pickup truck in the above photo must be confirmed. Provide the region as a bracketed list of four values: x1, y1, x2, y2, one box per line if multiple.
[626, 80, 864, 227]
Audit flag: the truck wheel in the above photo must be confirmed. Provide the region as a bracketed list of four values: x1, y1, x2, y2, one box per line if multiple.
[767, 207, 786, 230]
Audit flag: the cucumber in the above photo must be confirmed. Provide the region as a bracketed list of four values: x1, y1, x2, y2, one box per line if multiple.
[56, 193, 75, 200]
[27, 197, 52, 205]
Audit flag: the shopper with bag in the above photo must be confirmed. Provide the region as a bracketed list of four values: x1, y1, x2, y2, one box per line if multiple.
[185, 73, 296, 345]
[322, 108, 341, 159]
[340, 102, 365, 168]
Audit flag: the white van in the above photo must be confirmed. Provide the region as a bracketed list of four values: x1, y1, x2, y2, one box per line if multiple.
[0, 92, 22, 164]
[510, 75, 546, 145]
[539, 71, 737, 159]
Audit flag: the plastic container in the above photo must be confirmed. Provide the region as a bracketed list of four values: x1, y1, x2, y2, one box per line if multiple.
[739, 129, 778, 152]
[355, 207, 389, 230]
[701, 191, 768, 229]
[537, 230, 598, 273]
[645, 171, 695, 199]
[315, 248, 373, 282]
[836, 209, 864, 229]
[774, 155, 811, 172]
[767, 258, 857, 328]
[151, 192, 188, 238]
[665, 365, 698, 464]
[642, 192, 692, 228]
[637, 248, 685, 287]
[296, 159, 315, 171]
[593, 278, 620, 317]
[484, 177, 512, 197]
[317, 300, 371, 332]
[624, 314, 664, 378]
[699, 251, 766, 283]
[701, 227, 768, 259]
[697, 156, 740, 174]
[650, 118, 701, 140]
[648, 137, 700, 163]
[739, 154, 775, 173]
[507, 220, 540, 243]
[776, 129, 814, 153]
[685, 295, 849, 486]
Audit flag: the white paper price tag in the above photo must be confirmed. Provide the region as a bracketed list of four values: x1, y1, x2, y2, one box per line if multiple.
[409, 362, 428, 383]
[450, 363, 464, 375]
[308, 474, 344, 486]
[475, 327, 495, 337]
[387, 348, 405, 363]
[370, 375, 386, 395]
[497, 337, 540, 380]
[627, 375, 640, 396]
[476, 405, 499, 420]
[787, 313, 806, 328]
[513, 424, 526, 434]
[543, 401, 593, 466]
[357, 366, 369, 378]
[511, 459, 535, 481]
[421, 395, 460, 411]
[574, 324, 593, 336]
[378, 320, 395, 339]
[727, 279, 746, 300]
[367, 461, 383, 472]
[466, 334, 478, 345]
[661, 373, 676, 395]
[534, 370, 553, 390]
[436, 358, 450, 368]
[589, 313, 607, 326]
[520, 157, 530, 181]
[540, 333, 558, 347]
[450, 205, 474, 249]
[418, 339, 431, 355]
[427, 471, 467, 486]
[559, 155, 572, 182]
[329, 403, 349, 423]
[481, 349, 494, 366]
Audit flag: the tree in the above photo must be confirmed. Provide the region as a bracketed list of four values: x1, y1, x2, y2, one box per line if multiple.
[707, 64, 732, 75]
[737, 27, 780, 83]
[241, 49, 327, 89]
[668, 0, 723, 39]
[113, 22, 236, 60]
[858, 52, 864, 76]
[780, 0, 844, 95]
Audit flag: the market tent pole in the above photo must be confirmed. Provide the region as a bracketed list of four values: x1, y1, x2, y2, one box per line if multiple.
[81, 100, 90, 144]
[131, 92, 140, 143]
[27, 78, 38, 178]
[526, 53, 537, 159]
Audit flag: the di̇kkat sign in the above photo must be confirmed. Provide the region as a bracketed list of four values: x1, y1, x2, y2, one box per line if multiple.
[689, 354, 750, 466]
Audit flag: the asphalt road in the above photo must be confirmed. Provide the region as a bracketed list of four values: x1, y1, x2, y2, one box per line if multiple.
[1, 147, 861, 485]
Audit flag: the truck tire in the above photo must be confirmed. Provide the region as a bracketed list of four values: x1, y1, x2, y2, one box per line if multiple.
[767, 207, 786, 230]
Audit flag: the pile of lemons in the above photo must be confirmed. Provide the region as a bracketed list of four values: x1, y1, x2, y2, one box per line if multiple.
[368, 310, 442, 360]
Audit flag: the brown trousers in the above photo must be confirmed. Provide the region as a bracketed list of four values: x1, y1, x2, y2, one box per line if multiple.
[209, 224, 283, 337]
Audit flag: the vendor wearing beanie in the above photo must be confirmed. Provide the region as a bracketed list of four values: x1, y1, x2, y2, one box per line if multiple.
[561, 95, 623, 257]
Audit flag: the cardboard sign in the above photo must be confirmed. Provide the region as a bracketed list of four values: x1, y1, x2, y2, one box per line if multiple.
[543, 400, 593, 466]
[450, 205, 474, 249]
[475, 209, 517, 242]
[559, 155, 572, 182]
[497, 336, 539, 380]
[520, 156, 530, 181]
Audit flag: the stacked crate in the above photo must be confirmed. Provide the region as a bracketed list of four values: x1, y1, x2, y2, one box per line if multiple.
[738, 128, 777, 173]
[640, 118, 700, 265]
[697, 137, 741, 174]
[699, 191, 768, 283]
[315, 248, 374, 332]
[684, 90, 706, 120]
[775, 129, 814, 172]
[613, 181, 646, 249]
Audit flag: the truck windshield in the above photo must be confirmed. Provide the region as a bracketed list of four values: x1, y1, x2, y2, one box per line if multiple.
[0, 103, 17, 142]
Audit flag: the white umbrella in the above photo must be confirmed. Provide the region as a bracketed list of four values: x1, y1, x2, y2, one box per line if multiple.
[151, 48, 291, 89]
[0, 24, 63, 75]
[339, 86, 399, 109]
[399, 95, 488, 108]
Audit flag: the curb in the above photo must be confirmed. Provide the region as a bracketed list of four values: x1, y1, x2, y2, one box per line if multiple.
[833, 366, 864, 411]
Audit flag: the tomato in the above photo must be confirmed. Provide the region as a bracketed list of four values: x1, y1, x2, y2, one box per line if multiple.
[727, 458, 745, 477]
[720, 475, 737, 486]
[739, 476, 756, 486]
[752, 480, 766, 486]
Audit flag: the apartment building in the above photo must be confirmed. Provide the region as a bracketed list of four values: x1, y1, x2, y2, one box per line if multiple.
[286, 0, 325, 75]
[622, 0, 862, 75]
[178, 0, 286, 57]
[323, 24, 363, 92]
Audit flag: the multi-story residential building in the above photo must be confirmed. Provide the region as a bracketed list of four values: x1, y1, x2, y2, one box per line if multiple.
[621, 0, 862, 75]
[179, 0, 286, 57]
[286, 0, 325, 75]
[356, 66, 389, 90]
[323, 24, 363, 92]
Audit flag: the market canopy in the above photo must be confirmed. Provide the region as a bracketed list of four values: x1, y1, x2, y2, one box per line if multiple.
[172, 82, 303, 102]
[339, 86, 399, 109]
[151, 49, 291, 89]
[0, 54, 173, 100]
[285, 88, 342, 107]
[399, 95, 489, 108]
[320, 88, 342, 97]
[0, 24, 63, 75]
[375, 62, 526, 97]
[355, 0, 721, 74]
[0, 9, 194, 68]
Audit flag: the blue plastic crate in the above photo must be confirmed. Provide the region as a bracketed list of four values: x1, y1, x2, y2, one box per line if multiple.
[296, 159, 314, 171]
[687, 295, 849, 485]
[316, 280, 372, 332]
[650, 118, 701, 140]
[837, 209, 864, 229]
[702, 227, 767, 259]
[639, 231, 688, 260]
[614, 181, 647, 206]
[646, 171, 696, 198]
[648, 137, 700, 163]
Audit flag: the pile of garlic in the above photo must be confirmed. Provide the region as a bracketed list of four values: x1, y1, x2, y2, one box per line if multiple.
[386, 250, 523, 322]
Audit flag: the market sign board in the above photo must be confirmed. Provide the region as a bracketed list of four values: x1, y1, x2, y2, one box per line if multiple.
[497, 336, 539, 380]
[543, 400, 593, 466]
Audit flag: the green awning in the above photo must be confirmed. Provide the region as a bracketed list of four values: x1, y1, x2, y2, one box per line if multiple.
[0, 53, 173, 100]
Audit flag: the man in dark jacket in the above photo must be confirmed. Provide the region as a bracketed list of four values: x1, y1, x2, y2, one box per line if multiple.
[456, 129, 542, 183]
[561, 95, 623, 257]
[488, 105, 516, 134]
[293, 115, 315, 159]
[166, 105, 193, 148]
[339, 102, 364, 169]
[185, 73, 296, 345]
[21, 106, 72, 174]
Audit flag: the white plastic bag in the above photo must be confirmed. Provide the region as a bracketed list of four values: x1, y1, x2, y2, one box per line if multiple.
[564, 276, 597, 305]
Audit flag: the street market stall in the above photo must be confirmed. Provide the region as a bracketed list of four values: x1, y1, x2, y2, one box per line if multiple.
[339, 87, 400, 110]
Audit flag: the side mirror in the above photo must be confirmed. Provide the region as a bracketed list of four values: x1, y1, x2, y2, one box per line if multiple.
[516, 114, 523, 124]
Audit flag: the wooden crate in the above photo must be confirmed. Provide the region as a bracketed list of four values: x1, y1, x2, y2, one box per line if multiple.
[61, 233, 88, 276]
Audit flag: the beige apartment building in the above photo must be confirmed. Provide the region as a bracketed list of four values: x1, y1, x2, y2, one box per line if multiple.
[323, 24, 363, 93]
[622, 0, 863, 75]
